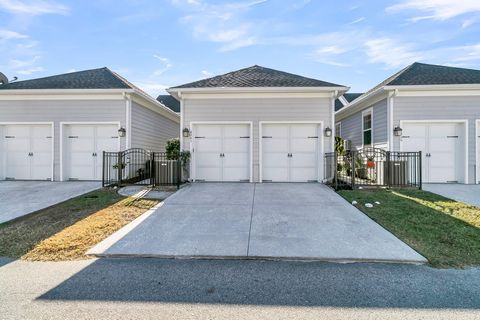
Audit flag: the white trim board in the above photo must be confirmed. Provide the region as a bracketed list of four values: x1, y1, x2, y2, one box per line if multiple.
[0, 122, 55, 181]
[189, 121, 254, 183]
[476, 119, 480, 184]
[399, 119, 469, 184]
[259, 121, 324, 183]
[59, 121, 121, 181]
[361, 108, 373, 148]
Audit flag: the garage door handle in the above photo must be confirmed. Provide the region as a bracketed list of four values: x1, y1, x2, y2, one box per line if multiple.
[68, 136, 79, 139]
[308, 136, 318, 139]
[262, 136, 272, 138]
[5, 136, 15, 138]
[447, 136, 458, 138]
[240, 136, 250, 138]
[28, 152, 33, 156]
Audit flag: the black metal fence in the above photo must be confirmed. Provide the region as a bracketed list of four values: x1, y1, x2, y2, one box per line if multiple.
[102, 148, 182, 188]
[325, 148, 422, 190]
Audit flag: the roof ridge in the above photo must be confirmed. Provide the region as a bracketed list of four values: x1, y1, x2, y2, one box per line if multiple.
[6, 67, 108, 84]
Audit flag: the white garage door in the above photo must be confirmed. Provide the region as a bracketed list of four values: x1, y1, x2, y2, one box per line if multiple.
[64, 124, 119, 180]
[261, 123, 320, 182]
[193, 124, 250, 182]
[401, 122, 465, 183]
[1, 124, 52, 180]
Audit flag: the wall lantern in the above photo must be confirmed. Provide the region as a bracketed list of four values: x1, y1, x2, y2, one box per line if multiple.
[118, 127, 126, 137]
[393, 126, 403, 137]
[182, 127, 191, 138]
[324, 127, 332, 137]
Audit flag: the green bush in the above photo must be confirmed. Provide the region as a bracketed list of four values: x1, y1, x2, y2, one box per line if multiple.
[335, 136, 345, 155]
[165, 138, 191, 164]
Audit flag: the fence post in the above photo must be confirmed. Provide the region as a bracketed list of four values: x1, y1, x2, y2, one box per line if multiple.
[117, 151, 122, 187]
[177, 159, 181, 189]
[351, 151, 356, 189]
[102, 151, 106, 187]
[386, 151, 391, 188]
[150, 152, 155, 186]
[418, 151, 422, 190]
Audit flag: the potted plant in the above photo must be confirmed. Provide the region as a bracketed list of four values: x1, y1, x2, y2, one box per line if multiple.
[367, 157, 375, 168]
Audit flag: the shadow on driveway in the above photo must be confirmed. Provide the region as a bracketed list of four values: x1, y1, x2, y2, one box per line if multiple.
[38, 258, 480, 309]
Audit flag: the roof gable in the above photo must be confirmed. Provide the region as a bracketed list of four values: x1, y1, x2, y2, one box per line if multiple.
[157, 94, 180, 113]
[388, 62, 480, 86]
[170, 65, 345, 89]
[0, 68, 132, 90]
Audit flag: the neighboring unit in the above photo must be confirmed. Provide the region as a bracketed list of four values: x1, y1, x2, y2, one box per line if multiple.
[336, 62, 480, 184]
[0, 68, 179, 181]
[167, 65, 348, 182]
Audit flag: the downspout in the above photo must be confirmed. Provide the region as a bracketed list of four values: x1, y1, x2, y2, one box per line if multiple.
[178, 91, 184, 151]
[124, 92, 132, 149]
[387, 89, 398, 151]
[331, 90, 338, 152]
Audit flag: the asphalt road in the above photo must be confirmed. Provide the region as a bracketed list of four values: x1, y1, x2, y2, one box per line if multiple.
[1, 257, 480, 319]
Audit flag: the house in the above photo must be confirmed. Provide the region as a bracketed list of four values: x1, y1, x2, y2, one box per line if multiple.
[335, 62, 480, 184]
[0, 68, 179, 181]
[167, 65, 348, 183]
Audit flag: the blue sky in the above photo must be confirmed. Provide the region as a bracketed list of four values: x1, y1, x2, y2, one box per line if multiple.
[1, 0, 480, 95]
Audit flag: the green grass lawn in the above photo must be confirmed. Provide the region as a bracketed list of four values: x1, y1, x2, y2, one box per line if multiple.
[338, 188, 480, 268]
[0, 189, 158, 261]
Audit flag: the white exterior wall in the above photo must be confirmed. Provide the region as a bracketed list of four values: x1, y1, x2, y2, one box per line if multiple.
[182, 96, 334, 182]
[0, 99, 126, 180]
[392, 95, 480, 184]
[131, 101, 179, 152]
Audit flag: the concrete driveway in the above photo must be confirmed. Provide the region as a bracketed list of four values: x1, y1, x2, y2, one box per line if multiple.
[90, 183, 426, 263]
[424, 184, 480, 207]
[0, 181, 101, 224]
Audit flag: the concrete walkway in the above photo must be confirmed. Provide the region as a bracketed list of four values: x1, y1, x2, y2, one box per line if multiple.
[423, 184, 480, 207]
[0, 181, 101, 223]
[90, 183, 426, 263]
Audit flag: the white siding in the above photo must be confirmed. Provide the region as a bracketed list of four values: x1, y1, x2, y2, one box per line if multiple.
[131, 101, 179, 151]
[393, 96, 479, 184]
[183, 97, 333, 182]
[337, 98, 388, 149]
[0, 99, 126, 180]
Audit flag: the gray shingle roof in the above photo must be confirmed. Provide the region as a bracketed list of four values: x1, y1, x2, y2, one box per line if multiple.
[170, 65, 345, 89]
[387, 62, 480, 86]
[157, 94, 180, 113]
[335, 93, 363, 111]
[0, 68, 132, 90]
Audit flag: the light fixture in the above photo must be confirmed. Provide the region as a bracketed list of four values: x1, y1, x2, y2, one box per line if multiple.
[182, 127, 190, 138]
[324, 127, 332, 137]
[393, 126, 403, 137]
[118, 127, 126, 137]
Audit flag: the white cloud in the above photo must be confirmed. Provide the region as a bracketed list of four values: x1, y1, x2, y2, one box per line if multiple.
[133, 81, 169, 96]
[17, 66, 45, 75]
[0, 29, 27, 41]
[0, 0, 69, 15]
[9, 55, 41, 69]
[347, 17, 365, 25]
[173, 0, 262, 51]
[365, 38, 423, 68]
[152, 55, 172, 76]
[201, 70, 212, 77]
[387, 0, 480, 21]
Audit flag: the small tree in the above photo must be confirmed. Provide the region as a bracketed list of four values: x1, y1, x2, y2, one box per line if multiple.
[165, 138, 191, 164]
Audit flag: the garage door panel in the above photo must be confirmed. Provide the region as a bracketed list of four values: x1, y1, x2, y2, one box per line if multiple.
[194, 124, 250, 182]
[223, 138, 249, 152]
[196, 138, 221, 152]
[263, 167, 288, 182]
[291, 153, 317, 168]
[402, 122, 463, 183]
[2, 124, 52, 180]
[262, 124, 288, 137]
[290, 124, 317, 137]
[291, 168, 317, 182]
[262, 123, 320, 182]
[223, 124, 249, 137]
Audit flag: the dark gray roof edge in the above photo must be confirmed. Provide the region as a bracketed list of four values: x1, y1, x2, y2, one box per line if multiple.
[0, 67, 134, 90]
[169, 65, 347, 89]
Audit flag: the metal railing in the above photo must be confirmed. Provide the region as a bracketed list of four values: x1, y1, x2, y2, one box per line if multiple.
[102, 148, 182, 188]
[325, 148, 422, 190]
